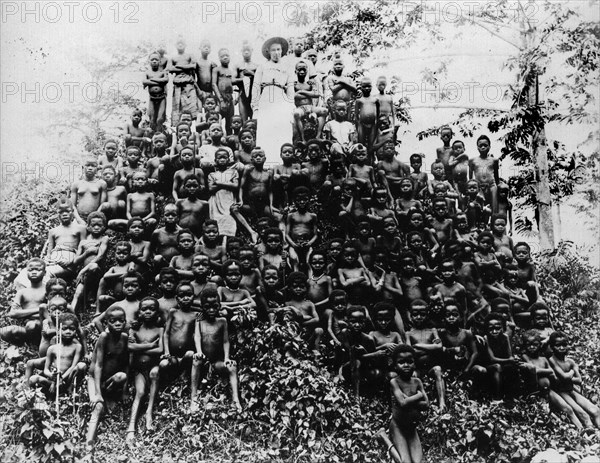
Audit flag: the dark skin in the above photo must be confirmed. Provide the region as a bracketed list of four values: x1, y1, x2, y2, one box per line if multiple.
[176, 179, 209, 238]
[355, 78, 379, 159]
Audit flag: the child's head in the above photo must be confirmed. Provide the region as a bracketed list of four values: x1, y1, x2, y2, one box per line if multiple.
[48, 296, 68, 318]
[280, 143, 294, 162]
[214, 148, 230, 168]
[406, 231, 424, 251]
[439, 126, 453, 143]
[382, 216, 398, 235]
[432, 198, 448, 218]
[45, 277, 67, 299]
[341, 242, 359, 266]
[200, 39, 211, 54]
[163, 204, 179, 225]
[295, 60, 308, 78]
[192, 253, 210, 279]
[399, 178, 414, 196]
[205, 111, 220, 125]
[202, 219, 219, 242]
[439, 260, 456, 282]
[122, 271, 143, 299]
[410, 153, 424, 171]
[443, 300, 461, 327]
[476, 135, 491, 155]
[84, 160, 99, 178]
[86, 211, 107, 236]
[407, 209, 425, 230]
[102, 165, 117, 185]
[306, 139, 322, 160]
[392, 345, 417, 377]
[222, 260, 242, 288]
[485, 312, 504, 337]
[209, 123, 224, 141]
[226, 237, 242, 260]
[497, 182, 509, 199]
[346, 305, 367, 332]
[58, 313, 79, 339]
[287, 272, 308, 299]
[204, 96, 217, 113]
[350, 143, 368, 164]
[57, 198, 75, 223]
[431, 161, 445, 179]
[465, 179, 479, 196]
[530, 302, 550, 329]
[514, 242, 531, 263]
[177, 229, 195, 253]
[293, 186, 310, 210]
[453, 212, 469, 232]
[105, 306, 127, 333]
[159, 267, 178, 294]
[104, 140, 118, 156]
[409, 299, 428, 327]
[329, 289, 348, 313]
[131, 171, 148, 191]
[200, 288, 221, 319]
[491, 214, 507, 235]
[356, 219, 372, 239]
[26, 258, 46, 283]
[131, 109, 142, 123]
[309, 250, 326, 272]
[373, 187, 388, 206]
[359, 77, 372, 94]
[399, 252, 417, 275]
[328, 238, 344, 262]
[126, 146, 142, 165]
[138, 297, 160, 324]
[127, 217, 146, 240]
[376, 75, 387, 92]
[522, 330, 542, 357]
[261, 264, 280, 289]
[218, 47, 230, 65]
[503, 264, 519, 286]
[433, 182, 449, 198]
[477, 231, 495, 252]
[264, 228, 283, 253]
[250, 148, 266, 167]
[231, 115, 243, 133]
[373, 247, 389, 268]
[548, 331, 568, 356]
[490, 297, 511, 322]
[333, 100, 347, 120]
[238, 246, 255, 271]
[114, 241, 132, 264]
[180, 146, 195, 166]
[452, 140, 465, 155]
[175, 282, 195, 308]
[182, 175, 201, 198]
[373, 302, 395, 330]
[239, 129, 255, 150]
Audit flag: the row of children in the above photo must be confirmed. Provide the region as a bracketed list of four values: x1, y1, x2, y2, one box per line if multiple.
[2, 40, 599, 462]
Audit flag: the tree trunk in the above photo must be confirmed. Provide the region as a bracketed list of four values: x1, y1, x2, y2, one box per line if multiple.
[533, 127, 555, 251]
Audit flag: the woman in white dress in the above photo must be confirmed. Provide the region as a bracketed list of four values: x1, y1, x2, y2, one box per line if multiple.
[251, 37, 295, 166]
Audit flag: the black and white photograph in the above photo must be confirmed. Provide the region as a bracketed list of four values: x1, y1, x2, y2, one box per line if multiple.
[1, 1, 599, 462]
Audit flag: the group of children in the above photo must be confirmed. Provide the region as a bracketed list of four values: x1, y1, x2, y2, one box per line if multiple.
[2, 39, 599, 462]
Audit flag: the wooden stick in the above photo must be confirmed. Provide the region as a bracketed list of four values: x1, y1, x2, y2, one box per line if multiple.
[55, 312, 62, 419]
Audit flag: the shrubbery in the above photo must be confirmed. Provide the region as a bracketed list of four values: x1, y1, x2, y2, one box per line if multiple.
[1, 178, 599, 462]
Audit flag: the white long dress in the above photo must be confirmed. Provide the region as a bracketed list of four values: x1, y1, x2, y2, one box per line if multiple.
[252, 60, 294, 166]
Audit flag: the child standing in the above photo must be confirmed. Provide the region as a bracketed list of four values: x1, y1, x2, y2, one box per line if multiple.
[208, 148, 239, 237]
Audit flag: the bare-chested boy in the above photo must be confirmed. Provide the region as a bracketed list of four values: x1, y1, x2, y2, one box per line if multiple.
[286, 187, 318, 271]
[160, 282, 198, 372]
[100, 166, 127, 229]
[144, 52, 169, 131]
[70, 161, 107, 225]
[191, 288, 242, 412]
[238, 148, 274, 219]
[375, 76, 397, 137]
[127, 171, 157, 231]
[169, 37, 200, 125]
[197, 39, 216, 101]
[1, 258, 46, 345]
[212, 48, 236, 135]
[176, 175, 209, 238]
[293, 61, 327, 141]
[86, 306, 129, 447]
[469, 135, 499, 211]
[151, 204, 182, 268]
[355, 77, 379, 160]
[235, 41, 258, 121]
[324, 56, 357, 117]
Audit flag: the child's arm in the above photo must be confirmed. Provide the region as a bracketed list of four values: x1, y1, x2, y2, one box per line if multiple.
[132, 242, 151, 268]
[485, 335, 516, 365]
[128, 332, 160, 352]
[302, 302, 320, 328]
[327, 313, 341, 346]
[92, 310, 107, 333]
[7, 290, 39, 319]
[172, 172, 182, 201]
[62, 344, 83, 381]
[69, 182, 85, 224]
[193, 318, 205, 359]
[142, 193, 156, 221]
[238, 167, 248, 204]
[162, 310, 174, 358]
[43, 346, 57, 378]
[548, 356, 575, 381]
[337, 268, 366, 288]
[146, 328, 165, 356]
[221, 319, 232, 364]
[391, 378, 425, 408]
[92, 334, 107, 401]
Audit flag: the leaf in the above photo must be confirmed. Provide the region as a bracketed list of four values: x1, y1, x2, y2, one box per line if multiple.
[53, 442, 65, 455]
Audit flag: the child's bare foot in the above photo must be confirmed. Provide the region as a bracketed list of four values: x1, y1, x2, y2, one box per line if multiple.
[144, 415, 154, 432]
[233, 401, 242, 413]
[190, 399, 199, 414]
[125, 430, 135, 443]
